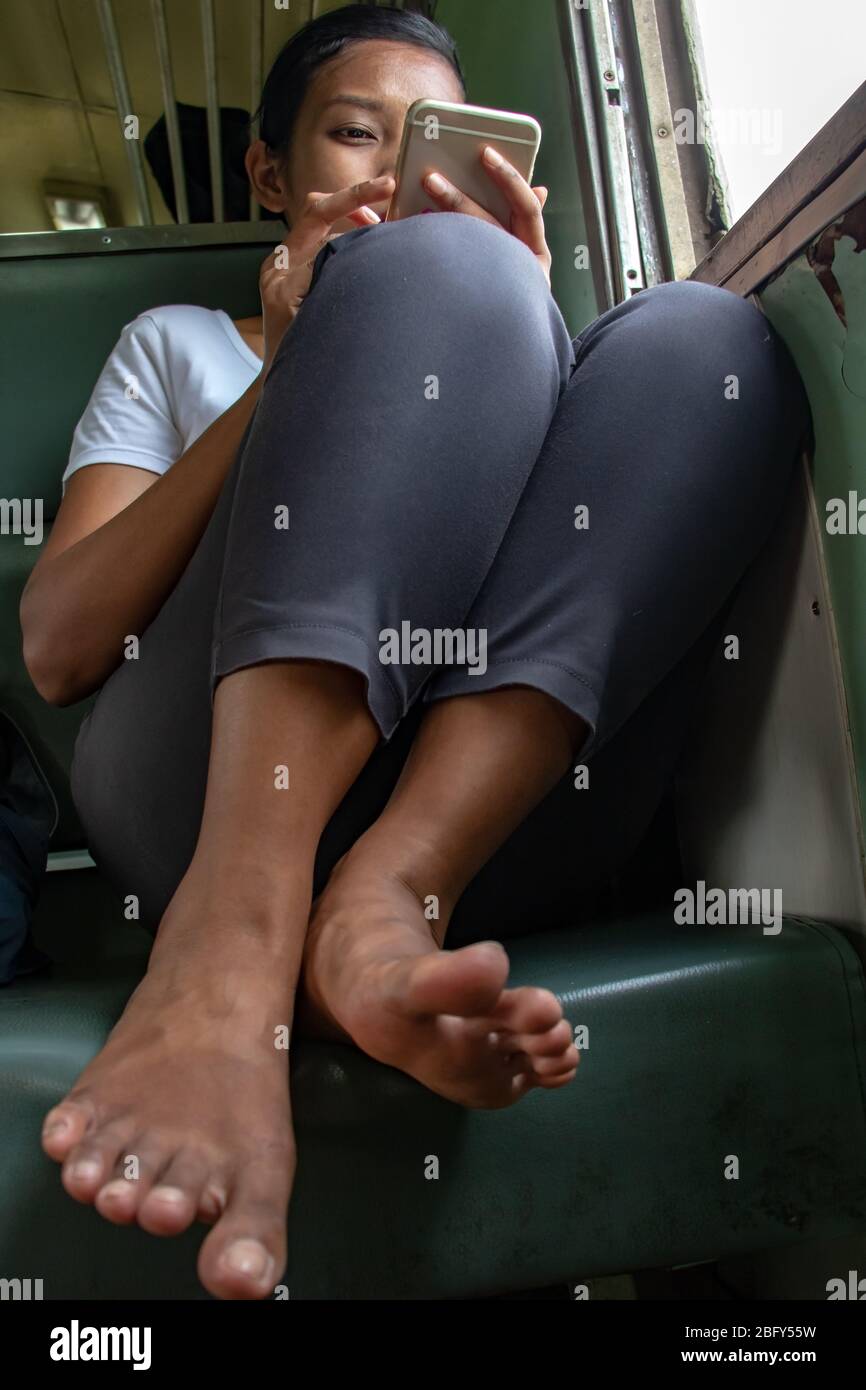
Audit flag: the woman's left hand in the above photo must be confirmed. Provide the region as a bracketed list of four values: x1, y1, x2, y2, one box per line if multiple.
[421, 145, 552, 286]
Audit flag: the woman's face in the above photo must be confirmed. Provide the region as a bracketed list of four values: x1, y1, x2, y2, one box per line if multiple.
[248, 39, 465, 231]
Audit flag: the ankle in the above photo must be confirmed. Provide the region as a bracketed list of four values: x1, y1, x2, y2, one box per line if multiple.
[153, 859, 313, 961]
[352, 823, 466, 930]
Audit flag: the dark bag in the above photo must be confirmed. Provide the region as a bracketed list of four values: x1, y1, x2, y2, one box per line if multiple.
[144, 102, 281, 223]
[0, 710, 56, 983]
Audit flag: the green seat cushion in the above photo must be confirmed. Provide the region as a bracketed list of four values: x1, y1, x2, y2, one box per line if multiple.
[2, 870, 865, 1299]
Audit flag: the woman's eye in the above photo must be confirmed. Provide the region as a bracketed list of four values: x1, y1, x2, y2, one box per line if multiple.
[335, 127, 374, 142]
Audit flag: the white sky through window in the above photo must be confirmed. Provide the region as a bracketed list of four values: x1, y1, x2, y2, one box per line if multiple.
[692, 0, 865, 220]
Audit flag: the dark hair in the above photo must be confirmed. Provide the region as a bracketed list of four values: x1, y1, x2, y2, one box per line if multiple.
[256, 2, 467, 158]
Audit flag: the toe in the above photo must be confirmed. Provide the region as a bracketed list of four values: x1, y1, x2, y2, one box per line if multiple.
[138, 1151, 213, 1235]
[498, 1018, 576, 1060]
[537, 1067, 578, 1089]
[471, 987, 563, 1043]
[41, 1098, 93, 1161]
[197, 1154, 291, 1300]
[95, 1177, 146, 1225]
[94, 1138, 175, 1226]
[198, 1179, 230, 1225]
[404, 942, 510, 1018]
[502, 987, 563, 1034]
[62, 1125, 131, 1204]
[531, 1046, 581, 1078]
[509, 1068, 537, 1100]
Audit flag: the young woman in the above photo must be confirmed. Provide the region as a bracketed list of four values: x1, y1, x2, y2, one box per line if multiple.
[20, 4, 809, 1300]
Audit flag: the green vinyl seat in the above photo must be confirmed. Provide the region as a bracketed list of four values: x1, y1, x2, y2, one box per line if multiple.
[2, 867, 865, 1299]
[2, 227, 866, 1299]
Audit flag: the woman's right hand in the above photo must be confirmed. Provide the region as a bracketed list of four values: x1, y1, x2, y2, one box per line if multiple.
[259, 174, 396, 376]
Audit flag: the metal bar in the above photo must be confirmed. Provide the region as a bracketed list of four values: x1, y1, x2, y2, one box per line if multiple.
[630, 0, 695, 279]
[586, 0, 645, 297]
[96, 0, 153, 225]
[556, 0, 616, 310]
[608, 0, 668, 285]
[0, 221, 282, 261]
[149, 0, 189, 224]
[652, 0, 726, 265]
[200, 0, 224, 221]
[249, 0, 264, 220]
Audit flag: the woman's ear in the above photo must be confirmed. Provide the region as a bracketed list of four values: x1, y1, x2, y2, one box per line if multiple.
[245, 139, 288, 215]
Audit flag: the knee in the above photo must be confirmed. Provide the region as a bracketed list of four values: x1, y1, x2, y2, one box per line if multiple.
[316, 211, 554, 332]
[638, 280, 787, 372]
[619, 279, 808, 431]
[289, 211, 574, 397]
[634, 279, 771, 361]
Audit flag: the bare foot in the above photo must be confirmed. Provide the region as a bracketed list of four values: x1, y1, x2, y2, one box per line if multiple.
[299, 849, 580, 1108]
[40, 878, 297, 1300]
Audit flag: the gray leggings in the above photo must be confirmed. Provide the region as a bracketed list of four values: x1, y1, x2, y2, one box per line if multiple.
[71, 212, 809, 941]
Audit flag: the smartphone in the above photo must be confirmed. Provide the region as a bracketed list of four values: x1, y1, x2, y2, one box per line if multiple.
[386, 99, 542, 226]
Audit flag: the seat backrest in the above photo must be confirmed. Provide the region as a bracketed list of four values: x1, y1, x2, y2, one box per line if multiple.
[0, 224, 278, 848]
[1, 224, 278, 514]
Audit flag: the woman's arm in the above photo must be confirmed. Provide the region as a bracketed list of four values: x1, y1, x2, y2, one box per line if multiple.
[22, 176, 394, 709]
[20, 376, 262, 707]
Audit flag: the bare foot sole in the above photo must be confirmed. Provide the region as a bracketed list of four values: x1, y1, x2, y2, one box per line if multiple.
[40, 888, 296, 1300]
[301, 853, 580, 1108]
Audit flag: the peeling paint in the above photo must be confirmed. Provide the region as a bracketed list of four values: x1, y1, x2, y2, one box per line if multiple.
[806, 198, 866, 399]
[807, 199, 866, 330]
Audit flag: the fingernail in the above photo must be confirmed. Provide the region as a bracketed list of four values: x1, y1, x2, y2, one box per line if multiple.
[483, 145, 503, 166]
[361, 207, 381, 223]
[221, 1239, 273, 1282]
[425, 172, 447, 194]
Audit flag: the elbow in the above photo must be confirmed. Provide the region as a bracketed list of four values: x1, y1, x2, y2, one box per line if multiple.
[20, 593, 84, 708]
[21, 633, 80, 707]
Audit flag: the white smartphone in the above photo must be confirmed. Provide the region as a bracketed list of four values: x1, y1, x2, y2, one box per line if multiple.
[386, 98, 542, 226]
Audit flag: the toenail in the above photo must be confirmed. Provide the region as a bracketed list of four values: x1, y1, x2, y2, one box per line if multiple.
[68, 1160, 101, 1183]
[201, 1183, 228, 1217]
[150, 1186, 187, 1205]
[99, 1180, 132, 1201]
[43, 1117, 70, 1136]
[221, 1239, 273, 1282]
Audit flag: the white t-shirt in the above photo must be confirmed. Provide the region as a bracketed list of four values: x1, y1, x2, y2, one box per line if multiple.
[62, 304, 262, 496]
